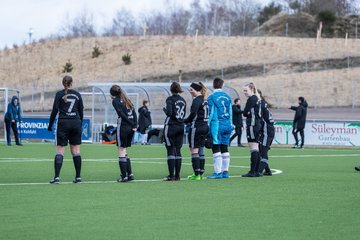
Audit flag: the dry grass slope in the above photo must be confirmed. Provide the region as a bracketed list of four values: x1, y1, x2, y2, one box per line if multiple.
[0, 36, 359, 110]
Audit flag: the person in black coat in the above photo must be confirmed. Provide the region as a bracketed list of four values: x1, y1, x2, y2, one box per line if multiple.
[229, 98, 244, 147]
[290, 96, 308, 149]
[4, 95, 22, 146]
[138, 100, 152, 145]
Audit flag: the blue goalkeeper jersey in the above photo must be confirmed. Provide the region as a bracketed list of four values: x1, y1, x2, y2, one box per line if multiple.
[208, 89, 232, 125]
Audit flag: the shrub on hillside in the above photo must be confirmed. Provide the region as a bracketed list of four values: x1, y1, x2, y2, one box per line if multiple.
[63, 60, 73, 73]
[317, 10, 336, 37]
[122, 53, 131, 65]
[92, 46, 102, 58]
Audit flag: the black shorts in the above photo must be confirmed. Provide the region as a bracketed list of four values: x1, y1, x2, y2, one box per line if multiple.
[56, 119, 82, 146]
[188, 124, 209, 148]
[116, 122, 134, 148]
[164, 124, 184, 148]
[246, 125, 260, 143]
[260, 125, 275, 147]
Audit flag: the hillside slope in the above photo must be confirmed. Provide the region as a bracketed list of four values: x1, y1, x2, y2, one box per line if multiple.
[0, 36, 359, 109]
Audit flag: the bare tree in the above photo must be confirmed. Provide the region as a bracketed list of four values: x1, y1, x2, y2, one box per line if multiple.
[104, 8, 138, 36]
[165, 1, 191, 35]
[140, 11, 169, 35]
[227, 0, 260, 36]
[60, 8, 97, 38]
[187, 0, 207, 35]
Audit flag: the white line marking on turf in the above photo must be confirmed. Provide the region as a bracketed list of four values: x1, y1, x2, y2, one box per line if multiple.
[0, 158, 283, 186]
[0, 169, 283, 187]
[0, 154, 359, 163]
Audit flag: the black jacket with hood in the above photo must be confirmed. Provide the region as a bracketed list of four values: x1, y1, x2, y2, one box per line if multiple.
[290, 100, 308, 130]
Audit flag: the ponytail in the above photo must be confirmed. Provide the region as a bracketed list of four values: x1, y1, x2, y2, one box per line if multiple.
[258, 89, 273, 108]
[121, 94, 134, 111]
[245, 82, 260, 99]
[110, 85, 134, 110]
[198, 82, 207, 99]
[62, 75, 73, 103]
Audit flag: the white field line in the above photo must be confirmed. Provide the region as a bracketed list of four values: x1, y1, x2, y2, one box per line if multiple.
[0, 158, 283, 186]
[0, 170, 282, 187]
[0, 153, 359, 163]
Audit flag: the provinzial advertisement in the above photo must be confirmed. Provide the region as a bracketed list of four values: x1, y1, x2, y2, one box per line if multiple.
[17, 117, 91, 141]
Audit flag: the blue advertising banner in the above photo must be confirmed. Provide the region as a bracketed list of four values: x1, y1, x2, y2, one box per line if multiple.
[18, 117, 91, 141]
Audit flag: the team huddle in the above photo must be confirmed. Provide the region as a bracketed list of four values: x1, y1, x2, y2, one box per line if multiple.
[48, 76, 275, 184]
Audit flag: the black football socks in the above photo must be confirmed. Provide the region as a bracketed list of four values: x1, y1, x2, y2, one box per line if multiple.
[191, 153, 201, 176]
[118, 157, 128, 179]
[72, 155, 82, 179]
[54, 154, 63, 178]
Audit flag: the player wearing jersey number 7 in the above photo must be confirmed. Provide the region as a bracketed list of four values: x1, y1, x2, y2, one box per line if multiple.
[48, 76, 84, 184]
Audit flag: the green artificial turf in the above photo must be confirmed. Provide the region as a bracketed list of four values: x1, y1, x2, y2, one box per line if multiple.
[0, 143, 359, 240]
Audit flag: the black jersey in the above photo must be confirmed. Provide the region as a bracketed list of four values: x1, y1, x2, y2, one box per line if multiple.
[163, 94, 186, 126]
[112, 97, 137, 128]
[184, 96, 209, 127]
[243, 95, 261, 127]
[260, 100, 274, 126]
[49, 89, 84, 128]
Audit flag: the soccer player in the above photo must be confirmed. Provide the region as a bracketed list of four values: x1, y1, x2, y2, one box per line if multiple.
[242, 82, 262, 177]
[290, 96, 308, 149]
[163, 82, 186, 181]
[207, 78, 233, 179]
[229, 98, 244, 147]
[48, 76, 84, 184]
[257, 89, 275, 176]
[184, 82, 209, 180]
[4, 95, 22, 146]
[110, 84, 137, 182]
[138, 100, 152, 145]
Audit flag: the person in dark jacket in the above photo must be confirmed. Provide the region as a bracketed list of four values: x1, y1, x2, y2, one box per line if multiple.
[4, 96, 22, 146]
[290, 96, 308, 149]
[229, 98, 244, 147]
[138, 100, 152, 145]
[110, 84, 138, 182]
[48, 76, 84, 184]
[163, 82, 186, 181]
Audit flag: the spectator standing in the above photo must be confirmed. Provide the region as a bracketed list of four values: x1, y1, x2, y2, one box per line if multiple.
[4, 96, 22, 146]
[290, 97, 308, 149]
[138, 100, 152, 145]
[229, 98, 244, 147]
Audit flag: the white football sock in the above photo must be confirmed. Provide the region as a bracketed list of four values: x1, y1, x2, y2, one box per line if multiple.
[213, 152, 222, 174]
[221, 152, 230, 172]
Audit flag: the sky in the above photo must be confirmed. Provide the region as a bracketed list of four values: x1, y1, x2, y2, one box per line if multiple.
[0, 0, 197, 49]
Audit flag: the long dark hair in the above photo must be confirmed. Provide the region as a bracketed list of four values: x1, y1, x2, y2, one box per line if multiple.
[257, 89, 273, 108]
[170, 82, 183, 94]
[110, 85, 134, 110]
[62, 75, 73, 103]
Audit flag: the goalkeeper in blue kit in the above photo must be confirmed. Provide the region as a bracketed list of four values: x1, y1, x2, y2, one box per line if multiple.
[207, 78, 233, 179]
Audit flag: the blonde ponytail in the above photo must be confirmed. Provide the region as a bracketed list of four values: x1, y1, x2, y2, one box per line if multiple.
[198, 82, 207, 99]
